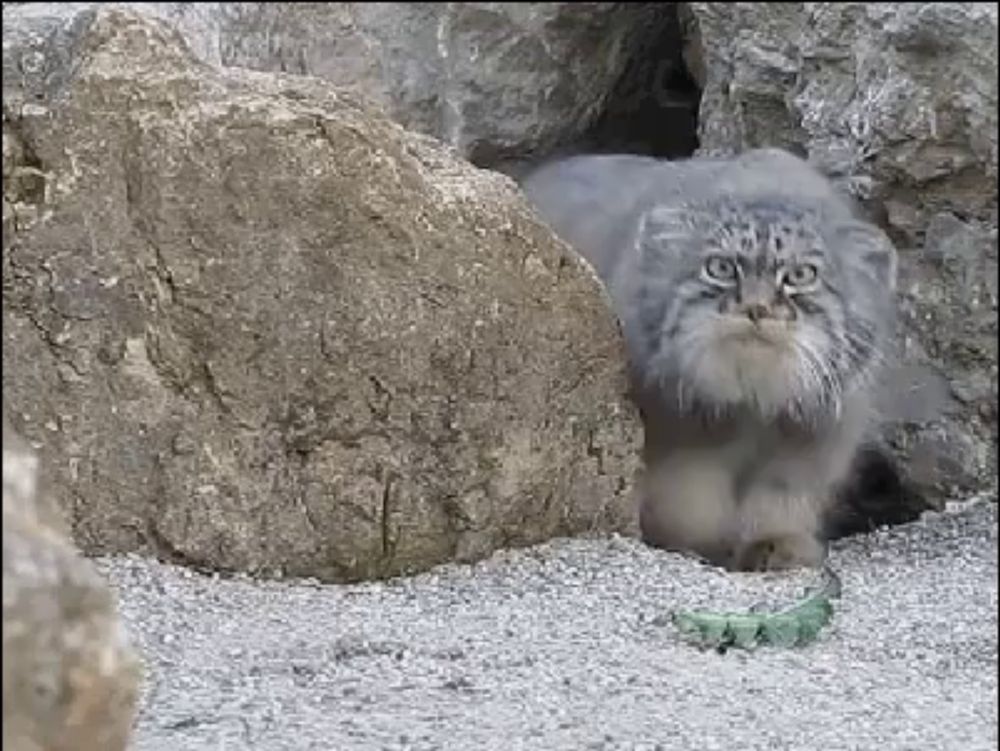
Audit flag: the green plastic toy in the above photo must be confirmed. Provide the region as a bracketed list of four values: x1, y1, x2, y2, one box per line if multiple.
[671, 566, 843, 652]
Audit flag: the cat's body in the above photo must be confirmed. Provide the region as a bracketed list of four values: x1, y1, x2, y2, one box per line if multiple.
[522, 148, 901, 570]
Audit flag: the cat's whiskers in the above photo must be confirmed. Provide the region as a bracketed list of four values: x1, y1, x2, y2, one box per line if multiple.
[790, 345, 825, 412]
[842, 328, 887, 371]
[791, 337, 844, 420]
[796, 337, 839, 397]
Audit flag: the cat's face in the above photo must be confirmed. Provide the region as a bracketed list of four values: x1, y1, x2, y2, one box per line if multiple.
[633, 198, 897, 421]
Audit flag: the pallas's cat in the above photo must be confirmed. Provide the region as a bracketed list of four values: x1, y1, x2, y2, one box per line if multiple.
[523, 149, 901, 570]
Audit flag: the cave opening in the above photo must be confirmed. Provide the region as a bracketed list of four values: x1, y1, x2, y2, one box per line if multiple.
[575, 4, 702, 160]
[483, 4, 702, 179]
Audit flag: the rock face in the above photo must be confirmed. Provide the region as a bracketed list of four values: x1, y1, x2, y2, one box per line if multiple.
[215, 2, 650, 164]
[2, 413, 142, 751]
[3, 2, 650, 165]
[686, 3, 997, 218]
[2, 8, 642, 581]
[684, 2, 998, 501]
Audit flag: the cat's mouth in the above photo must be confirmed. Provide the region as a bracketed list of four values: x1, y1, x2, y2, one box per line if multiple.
[715, 317, 792, 347]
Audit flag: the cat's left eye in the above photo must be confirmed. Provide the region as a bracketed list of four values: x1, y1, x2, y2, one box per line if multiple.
[704, 256, 738, 284]
[782, 263, 818, 288]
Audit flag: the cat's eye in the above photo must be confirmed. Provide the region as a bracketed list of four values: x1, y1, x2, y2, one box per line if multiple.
[782, 263, 818, 289]
[703, 256, 738, 284]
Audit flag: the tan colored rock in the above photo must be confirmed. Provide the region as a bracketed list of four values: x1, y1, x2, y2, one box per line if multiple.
[2, 414, 141, 751]
[1, 408, 67, 536]
[2, 8, 642, 581]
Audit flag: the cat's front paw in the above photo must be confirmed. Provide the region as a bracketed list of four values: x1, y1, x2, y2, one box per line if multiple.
[735, 534, 826, 572]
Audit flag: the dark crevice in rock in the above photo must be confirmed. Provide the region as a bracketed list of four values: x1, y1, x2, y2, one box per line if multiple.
[3, 108, 48, 213]
[2, 107, 43, 171]
[145, 515, 214, 573]
[380, 470, 396, 560]
[489, 5, 700, 178]
[585, 428, 606, 475]
[575, 4, 701, 160]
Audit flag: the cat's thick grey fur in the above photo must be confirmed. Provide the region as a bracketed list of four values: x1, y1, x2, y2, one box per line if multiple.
[522, 148, 898, 571]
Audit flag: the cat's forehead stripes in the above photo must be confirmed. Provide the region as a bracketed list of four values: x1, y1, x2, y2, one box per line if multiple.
[707, 200, 822, 266]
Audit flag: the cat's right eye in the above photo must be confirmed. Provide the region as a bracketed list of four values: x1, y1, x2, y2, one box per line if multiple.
[703, 256, 738, 285]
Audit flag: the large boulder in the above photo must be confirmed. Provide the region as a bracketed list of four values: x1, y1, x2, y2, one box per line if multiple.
[2, 8, 642, 582]
[684, 1, 998, 502]
[2, 413, 142, 751]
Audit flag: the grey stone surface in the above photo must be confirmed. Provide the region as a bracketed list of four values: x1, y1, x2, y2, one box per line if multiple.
[99, 497, 997, 750]
[3, 2, 650, 163]
[2, 7, 641, 582]
[687, 2, 997, 218]
[214, 2, 649, 164]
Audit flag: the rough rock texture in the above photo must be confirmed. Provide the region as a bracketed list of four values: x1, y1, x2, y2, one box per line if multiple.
[684, 2, 999, 502]
[215, 2, 651, 165]
[3, 2, 652, 165]
[2, 414, 142, 751]
[2, 8, 642, 582]
[1, 3, 225, 76]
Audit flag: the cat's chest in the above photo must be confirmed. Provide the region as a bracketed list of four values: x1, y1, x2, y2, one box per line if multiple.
[709, 420, 779, 466]
[644, 397, 824, 473]
[704, 415, 841, 502]
[692, 414, 813, 475]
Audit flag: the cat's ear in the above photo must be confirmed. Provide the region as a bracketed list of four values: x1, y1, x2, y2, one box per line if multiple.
[634, 204, 701, 257]
[836, 221, 898, 292]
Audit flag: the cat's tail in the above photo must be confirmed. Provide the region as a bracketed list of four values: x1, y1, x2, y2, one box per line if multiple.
[822, 443, 932, 540]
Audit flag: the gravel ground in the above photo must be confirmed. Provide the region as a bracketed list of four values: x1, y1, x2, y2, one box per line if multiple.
[98, 497, 998, 751]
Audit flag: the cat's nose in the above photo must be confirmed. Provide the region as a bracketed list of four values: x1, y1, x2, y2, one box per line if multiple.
[744, 303, 772, 322]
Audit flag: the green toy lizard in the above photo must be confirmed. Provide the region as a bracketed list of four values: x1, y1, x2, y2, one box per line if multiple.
[672, 566, 843, 652]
